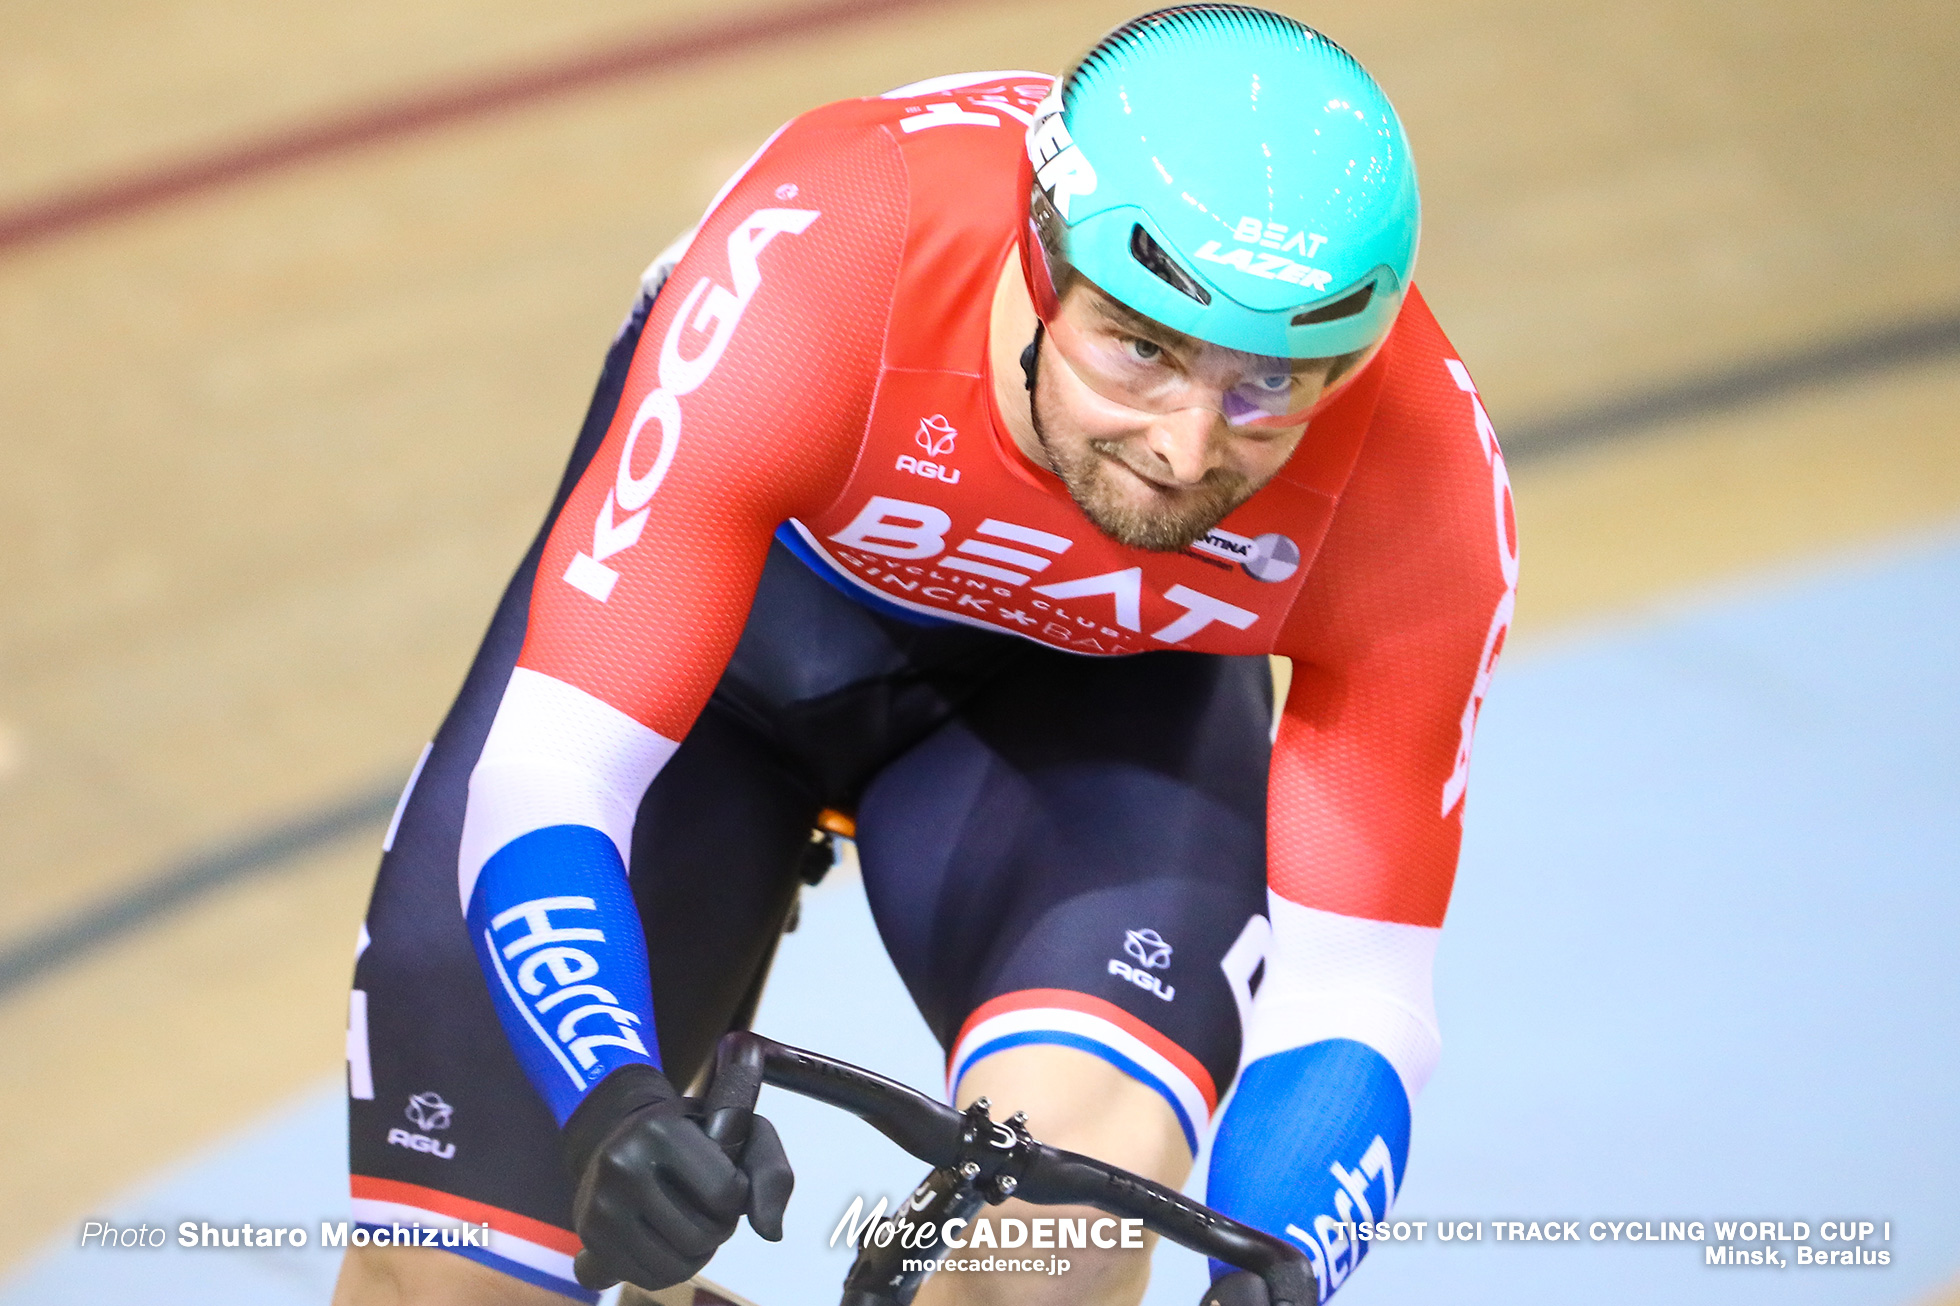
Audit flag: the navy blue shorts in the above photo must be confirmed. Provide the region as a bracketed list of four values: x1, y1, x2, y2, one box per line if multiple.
[345, 298, 1273, 1296]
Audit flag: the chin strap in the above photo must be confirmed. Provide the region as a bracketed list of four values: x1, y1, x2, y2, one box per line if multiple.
[1019, 322, 1044, 395]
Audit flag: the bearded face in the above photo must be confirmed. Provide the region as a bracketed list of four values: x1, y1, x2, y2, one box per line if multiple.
[1031, 402, 1258, 551]
[1026, 285, 1321, 551]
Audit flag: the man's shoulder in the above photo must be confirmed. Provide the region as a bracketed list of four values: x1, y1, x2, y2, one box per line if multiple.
[1321, 285, 1513, 610]
[838, 70, 1054, 140]
[758, 73, 1050, 370]
[1370, 288, 1488, 445]
[778, 71, 1053, 185]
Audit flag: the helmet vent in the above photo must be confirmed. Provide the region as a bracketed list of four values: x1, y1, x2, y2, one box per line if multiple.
[1292, 282, 1374, 326]
[1068, 6, 1334, 101]
[1129, 224, 1211, 305]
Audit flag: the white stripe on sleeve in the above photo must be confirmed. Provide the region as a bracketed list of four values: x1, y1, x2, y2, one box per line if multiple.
[1241, 894, 1443, 1101]
[458, 668, 678, 909]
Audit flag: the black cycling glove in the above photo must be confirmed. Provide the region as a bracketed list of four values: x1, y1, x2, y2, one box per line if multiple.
[1203, 1270, 1271, 1306]
[563, 1063, 794, 1291]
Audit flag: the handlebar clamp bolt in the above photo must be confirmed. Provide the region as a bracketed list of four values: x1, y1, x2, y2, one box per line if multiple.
[960, 1161, 982, 1180]
[996, 1175, 1017, 1196]
[973, 1097, 991, 1112]
[1007, 1111, 1027, 1126]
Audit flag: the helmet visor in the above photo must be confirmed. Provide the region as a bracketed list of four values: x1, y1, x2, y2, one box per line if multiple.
[1040, 274, 1349, 429]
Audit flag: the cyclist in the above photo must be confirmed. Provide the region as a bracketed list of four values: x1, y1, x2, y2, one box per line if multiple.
[336, 7, 1516, 1305]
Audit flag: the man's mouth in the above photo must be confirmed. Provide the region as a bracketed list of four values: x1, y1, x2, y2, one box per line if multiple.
[1094, 446, 1184, 495]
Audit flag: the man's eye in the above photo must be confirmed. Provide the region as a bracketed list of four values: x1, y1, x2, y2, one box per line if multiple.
[1126, 337, 1163, 362]
[1251, 374, 1292, 393]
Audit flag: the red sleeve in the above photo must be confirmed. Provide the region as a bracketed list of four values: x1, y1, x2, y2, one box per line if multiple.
[1268, 292, 1519, 928]
[517, 110, 908, 740]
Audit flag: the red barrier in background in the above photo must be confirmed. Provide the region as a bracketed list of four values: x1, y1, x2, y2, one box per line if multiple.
[0, 0, 964, 255]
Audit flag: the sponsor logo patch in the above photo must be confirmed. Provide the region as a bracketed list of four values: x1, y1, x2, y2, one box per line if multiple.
[1189, 216, 1335, 291]
[1026, 91, 1097, 219]
[897, 415, 962, 484]
[1191, 529, 1301, 583]
[564, 206, 821, 603]
[826, 496, 1260, 651]
[388, 1091, 456, 1158]
[386, 1127, 455, 1159]
[1110, 927, 1175, 1002]
[1124, 928, 1173, 969]
[404, 1092, 452, 1132]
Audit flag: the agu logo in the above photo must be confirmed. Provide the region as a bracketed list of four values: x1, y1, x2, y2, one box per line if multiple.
[1124, 928, 1172, 969]
[388, 1091, 456, 1159]
[895, 414, 961, 484]
[1110, 928, 1174, 1002]
[915, 414, 956, 457]
[405, 1092, 452, 1131]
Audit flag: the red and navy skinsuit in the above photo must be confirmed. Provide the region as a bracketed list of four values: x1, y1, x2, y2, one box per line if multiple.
[371, 72, 1514, 1299]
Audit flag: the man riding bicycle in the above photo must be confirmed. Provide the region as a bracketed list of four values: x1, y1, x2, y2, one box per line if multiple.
[337, 6, 1517, 1304]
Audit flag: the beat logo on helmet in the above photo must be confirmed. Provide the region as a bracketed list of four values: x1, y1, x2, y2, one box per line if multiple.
[1232, 217, 1329, 260]
[1026, 91, 1097, 218]
[1193, 217, 1334, 291]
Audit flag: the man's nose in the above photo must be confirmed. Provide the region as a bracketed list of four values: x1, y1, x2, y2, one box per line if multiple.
[1141, 406, 1222, 485]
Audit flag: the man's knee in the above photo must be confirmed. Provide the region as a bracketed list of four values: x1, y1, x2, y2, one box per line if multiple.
[954, 1043, 1193, 1187]
[913, 1043, 1193, 1306]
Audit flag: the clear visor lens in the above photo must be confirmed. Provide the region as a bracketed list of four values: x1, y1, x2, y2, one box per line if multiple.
[1040, 287, 1345, 430]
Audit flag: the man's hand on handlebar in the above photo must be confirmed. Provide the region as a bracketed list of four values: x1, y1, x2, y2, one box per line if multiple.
[562, 1063, 795, 1292]
[1201, 1270, 1271, 1306]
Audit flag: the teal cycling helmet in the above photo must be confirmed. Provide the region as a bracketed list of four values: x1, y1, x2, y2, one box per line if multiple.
[1024, 5, 1419, 363]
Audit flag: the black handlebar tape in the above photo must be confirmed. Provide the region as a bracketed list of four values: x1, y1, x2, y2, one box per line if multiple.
[700, 1032, 770, 1163]
[761, 1040, 968, 1167]
[707, 1032, 968, 1167]
[705, 1031, 769, 1115]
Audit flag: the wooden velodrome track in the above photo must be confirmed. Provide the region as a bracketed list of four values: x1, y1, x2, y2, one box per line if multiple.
[2, 0, 1957, 1293]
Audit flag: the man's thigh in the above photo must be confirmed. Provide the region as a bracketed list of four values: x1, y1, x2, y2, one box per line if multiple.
[349, 696, 814, 1301]
[343, 526, 1012, 1302]
[854, 648, 1274, 1149]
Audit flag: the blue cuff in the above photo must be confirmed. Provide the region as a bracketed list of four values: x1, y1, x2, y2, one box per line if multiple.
[1206, 1040, 1411, 1298]
[465, 824, 659, 1124]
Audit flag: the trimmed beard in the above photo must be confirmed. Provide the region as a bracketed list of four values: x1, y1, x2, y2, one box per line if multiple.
[1031, 378, 1255, 553]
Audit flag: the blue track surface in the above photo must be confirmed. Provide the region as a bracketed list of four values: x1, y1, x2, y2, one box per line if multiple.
[1352, 531, 1960, 1306]
[6, 531, 1956, 1305]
